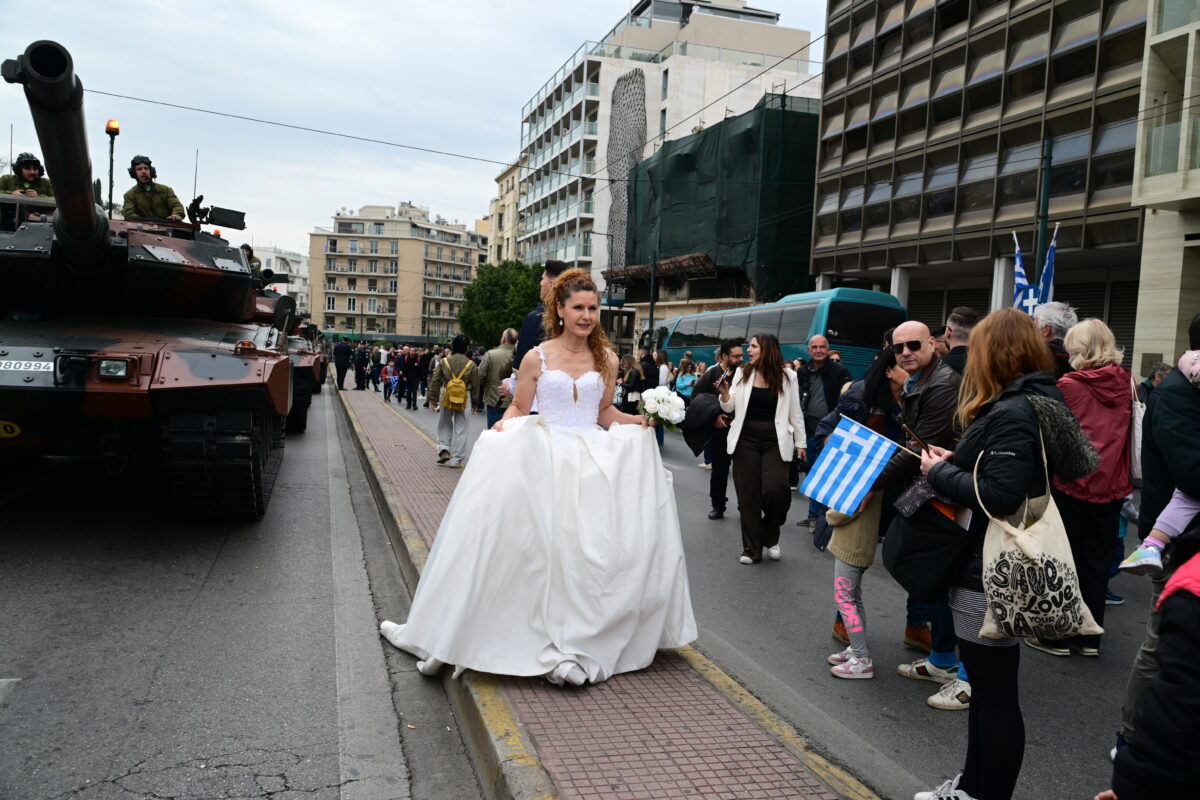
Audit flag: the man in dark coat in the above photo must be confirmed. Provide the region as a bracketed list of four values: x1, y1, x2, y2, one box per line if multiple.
[513, 260, 568, 381]
[940, 306, 980, 375]
[402, 347, 424, 410]
[1034, 301, 1078, 379]
[694, 340, 743, 519]
[332, 339, 353, 390]
[351, 343, 369, 390]
[1118, 313, 1200, 752]
[796, 334, 852, 519]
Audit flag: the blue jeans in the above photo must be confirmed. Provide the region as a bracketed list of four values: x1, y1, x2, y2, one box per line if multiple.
[485, 405, 505, 430]
[908, 594, 958, 665]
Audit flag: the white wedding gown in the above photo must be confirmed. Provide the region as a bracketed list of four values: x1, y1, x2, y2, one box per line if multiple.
[380, 347, 697, 685]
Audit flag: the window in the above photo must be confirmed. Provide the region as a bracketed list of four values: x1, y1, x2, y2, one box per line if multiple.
[327, 256, 337, 269]
[672, 317, 698, 346]
[661, 68, 669, 100]
[324, 316, 335, 329]
[347, 278, 357, 289]
[369, 240, 378, 254]
[719, 313, 749, 343]
[840, 185, 865, 231]
[958, 152, 997, 211]
[367, 298, 377, 313]
[327, 238, 338, 253]
[1009, 31, 1050, 72]
[347, 258, 357, 270]
[778, 304, 817, 344]
[390, 241, 398, 255]
[825, 303, 906, 348]
[337, 221, 364, 234]
[748, 308, 782, 339]
[374, 223, 384, 235]
[388, 279, 397, 293]
[325, 296, 335, 310]
[347, 297, 356, 311]
[389, 259, 398, 272]
[659, 108, 667, 137]
[694, 315, 723, 346]
[348, 239, 360, 253]
[368, 259, 378, 273]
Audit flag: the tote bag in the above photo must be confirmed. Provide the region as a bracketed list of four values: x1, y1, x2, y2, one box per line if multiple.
[973, 435, 1103, 640]
[1129, 378, 1144, 481]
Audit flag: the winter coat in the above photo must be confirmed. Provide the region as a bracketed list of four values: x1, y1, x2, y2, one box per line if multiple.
[1053, 363, 1134, 503]
[1111, 550, 1200, 800]
[942, 346, 968, 375]
[475, 343, 515, 409]
[121, 181, 185, 219]
[798, 359, 851, 423]
[1140, 368, 1200, 533]
[1047, 338, 1073, 379]
[513, 304, 544, 373]
[874, 356, 961, 492]
[332, 341, 353, 366]
[0, 174, 54, 196]
[827, 492, 882, 569]
[927, 371, 1098, 591]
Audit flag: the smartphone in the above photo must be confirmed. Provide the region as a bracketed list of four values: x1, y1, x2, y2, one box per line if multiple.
[902, 423, 930, 453]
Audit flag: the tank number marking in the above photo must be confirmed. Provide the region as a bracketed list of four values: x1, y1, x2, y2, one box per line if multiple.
[0, 361, 53, 372]
[0, 420, 20, 438]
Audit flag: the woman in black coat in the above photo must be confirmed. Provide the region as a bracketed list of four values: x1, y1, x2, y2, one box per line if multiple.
[916, 309, 1096, 800]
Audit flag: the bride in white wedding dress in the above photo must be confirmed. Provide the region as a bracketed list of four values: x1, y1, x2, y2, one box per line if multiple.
[380, 268, 697, 686]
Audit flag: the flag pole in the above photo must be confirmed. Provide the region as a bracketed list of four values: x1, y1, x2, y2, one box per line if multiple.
[838, 413, 922, 459]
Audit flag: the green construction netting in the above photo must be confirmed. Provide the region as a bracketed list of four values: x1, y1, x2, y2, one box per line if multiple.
[624, 94, 819, 301]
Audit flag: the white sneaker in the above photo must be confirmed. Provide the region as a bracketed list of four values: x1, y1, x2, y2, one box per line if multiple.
[698, 462, 713, 470]
[767, 544, 781, 560]
[914, 774, 976, 800]
[830, 655, 874, 680]
[738, 555, 754, 565]
[927, 679, 971, 710]
[828, 646, 854, 666]
[897, 657, 958, 685]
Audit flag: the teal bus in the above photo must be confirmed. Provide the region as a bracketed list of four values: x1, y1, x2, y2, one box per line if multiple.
[651, 288, 907, 379]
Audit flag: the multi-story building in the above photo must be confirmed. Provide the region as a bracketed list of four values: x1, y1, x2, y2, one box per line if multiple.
[488, 161, 523, 265]
[308, 202, 487, 343]
[517, 0, 819, 285]
[1130, 1, 1200, 373]
[256, 245, 310, 318]
[814, 0, 1147, 359]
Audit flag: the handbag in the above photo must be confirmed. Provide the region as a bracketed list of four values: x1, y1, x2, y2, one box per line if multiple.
[973, 434, 1104, 640]
[882, 500, 974, 604]
[1129, 378, 1144, 482]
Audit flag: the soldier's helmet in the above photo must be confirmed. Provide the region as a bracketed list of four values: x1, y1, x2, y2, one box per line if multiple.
[128, 155, 157, 180]
[13, 152, 43, 177]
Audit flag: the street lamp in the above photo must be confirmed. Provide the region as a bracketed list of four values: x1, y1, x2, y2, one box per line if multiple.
[104, 119, 119, 219]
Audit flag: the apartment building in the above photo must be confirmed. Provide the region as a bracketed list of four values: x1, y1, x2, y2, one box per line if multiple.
[815, 0, 1146, 359]
[308, 202, 487, 343]
[1130, 1, 1200, 373]
[488, 162, 522, 265]
[256, 245, 310, 318]
[516, 0, 819, 285]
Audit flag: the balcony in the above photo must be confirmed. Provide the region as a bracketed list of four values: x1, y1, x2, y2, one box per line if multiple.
[423, 269, 472, 282]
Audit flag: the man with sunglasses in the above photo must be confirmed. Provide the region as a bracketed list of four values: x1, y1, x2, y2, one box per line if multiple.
[872, 321, 968, 710]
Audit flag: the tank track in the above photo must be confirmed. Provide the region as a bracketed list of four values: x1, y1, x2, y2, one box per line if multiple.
[313, 364, 325, 394]
[163, 412, 283, 520]
[286, 372, 313, 433]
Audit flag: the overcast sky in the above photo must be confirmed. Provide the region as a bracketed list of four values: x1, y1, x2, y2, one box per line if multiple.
[1, 1, 826, 256]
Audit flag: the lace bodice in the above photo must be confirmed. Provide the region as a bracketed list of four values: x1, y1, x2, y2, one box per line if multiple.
[534, 346, 605, 430]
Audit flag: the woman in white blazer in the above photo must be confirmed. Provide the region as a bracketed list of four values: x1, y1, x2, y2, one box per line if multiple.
[718, 333, 806, 564]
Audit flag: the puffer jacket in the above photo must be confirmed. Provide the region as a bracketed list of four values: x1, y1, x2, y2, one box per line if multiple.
[927, 371, 1097, 591]
[1054, 363, 1133, 503]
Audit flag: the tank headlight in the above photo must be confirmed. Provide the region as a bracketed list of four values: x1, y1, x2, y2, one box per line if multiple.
[98, 359, 129, 378]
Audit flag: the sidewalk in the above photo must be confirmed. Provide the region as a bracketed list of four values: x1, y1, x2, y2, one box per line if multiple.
[338, 387, 878, 800]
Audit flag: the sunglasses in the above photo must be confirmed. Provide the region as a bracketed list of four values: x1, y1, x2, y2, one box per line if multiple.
[891, 339, 926, 354]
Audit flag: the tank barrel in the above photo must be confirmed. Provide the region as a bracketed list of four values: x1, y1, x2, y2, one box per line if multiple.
[2, 40, 108, 259]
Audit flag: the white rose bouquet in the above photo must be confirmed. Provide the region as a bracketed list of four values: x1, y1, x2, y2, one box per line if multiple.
[639, 385, 687, 430]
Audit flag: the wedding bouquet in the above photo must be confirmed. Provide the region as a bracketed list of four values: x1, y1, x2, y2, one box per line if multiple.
[639, 386, 687, 430]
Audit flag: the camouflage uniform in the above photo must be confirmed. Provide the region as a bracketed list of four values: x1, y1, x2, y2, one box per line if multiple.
[0, 175, 54, 196]
[122, 182, 185, 219]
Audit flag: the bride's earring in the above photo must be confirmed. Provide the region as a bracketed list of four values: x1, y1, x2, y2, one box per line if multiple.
[559, 319, 564, 326]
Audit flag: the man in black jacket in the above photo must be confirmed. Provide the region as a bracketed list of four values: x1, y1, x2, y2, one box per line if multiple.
[694, 340, 743, 519]
[512, 260, 568, 381]
[351, 343, 369, 390]
[1117, 313, 1200, 753]
[796, 335, 851, 522]
[1034, 301, 1078, 379]
[402, 347, 424, 409]
[332, 339, 353, 390]
[639, 347, 659, 390]
[940, 306, 980, 375]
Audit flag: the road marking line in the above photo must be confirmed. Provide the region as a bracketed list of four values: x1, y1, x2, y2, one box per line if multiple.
[0, 678, 19, 704]
[676, 646, 882, 800]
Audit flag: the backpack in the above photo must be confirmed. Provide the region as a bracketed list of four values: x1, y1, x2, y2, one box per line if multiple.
[442, 359, 472, 411]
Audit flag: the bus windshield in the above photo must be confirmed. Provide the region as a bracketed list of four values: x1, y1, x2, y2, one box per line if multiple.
[824, 301, 907, 349]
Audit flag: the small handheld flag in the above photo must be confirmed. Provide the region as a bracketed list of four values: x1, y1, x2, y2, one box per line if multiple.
[1012, 232, 1039, 317]
[1037, 222, 1058, 305]
[800, 417, 900, 517]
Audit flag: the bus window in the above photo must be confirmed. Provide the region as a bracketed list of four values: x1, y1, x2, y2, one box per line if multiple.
[825, 301, 907, 349]
[672, 317, 698, 347]
[778, 303, 818, 344]
[747, 308, 781, 339]
[695, 315, 722, 346]
[719, 312, 750, 344]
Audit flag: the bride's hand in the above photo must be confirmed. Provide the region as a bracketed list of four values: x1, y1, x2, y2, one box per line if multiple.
[636, 414, 656, 429]
[493, 419, 505, 432]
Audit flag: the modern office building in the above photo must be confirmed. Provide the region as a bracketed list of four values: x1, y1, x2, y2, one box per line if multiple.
[516, 0, 819, 287]
[256, 245, 310, 318]
[814, 0, 1147, 359]
[1130, 1, 1200, 373]
[487, 161, 522, 265]
[308, 202, 487, 343]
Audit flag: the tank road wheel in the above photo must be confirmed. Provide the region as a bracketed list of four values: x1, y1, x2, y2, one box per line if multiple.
[312, 368, 324, 395]
[163, 412, 284, 520]
[286, 373, 313, 433]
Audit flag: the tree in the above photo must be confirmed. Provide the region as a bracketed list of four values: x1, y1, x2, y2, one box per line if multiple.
[458, 260, 541, 347]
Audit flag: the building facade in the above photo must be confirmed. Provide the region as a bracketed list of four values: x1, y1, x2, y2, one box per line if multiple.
[308, 202, 487, 343]
[488, 162, 522, 265]
[256, 245, 310, 319]
[1130, 0, 1200, 373]
[815, 0, 1146, 362]
[516, 0, 819, 287]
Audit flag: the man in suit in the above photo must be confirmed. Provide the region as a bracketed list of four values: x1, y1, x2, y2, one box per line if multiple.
[512, 260, 568, 380]
[351, 343, 370, 390]
[694, 340, 744, 520]
[332, 339, 353, 390]
[403, 346, 424, 410]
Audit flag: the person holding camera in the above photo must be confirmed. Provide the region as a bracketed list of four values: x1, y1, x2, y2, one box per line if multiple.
[695, 340, 745, 520]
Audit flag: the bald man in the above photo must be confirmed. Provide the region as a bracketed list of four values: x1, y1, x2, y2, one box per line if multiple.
[796, 334, 851, 521]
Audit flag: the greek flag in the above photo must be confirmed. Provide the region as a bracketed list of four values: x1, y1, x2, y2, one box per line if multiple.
[1037, 222, 1058, 304]
[1012, 232, 1039, 317]
[800, 417, 898, 516]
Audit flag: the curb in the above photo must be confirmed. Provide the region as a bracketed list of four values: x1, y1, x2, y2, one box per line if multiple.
[335, 387, 557, 800]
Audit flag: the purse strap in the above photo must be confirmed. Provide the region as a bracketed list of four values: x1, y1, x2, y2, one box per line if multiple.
[972, 429, 1049, 524]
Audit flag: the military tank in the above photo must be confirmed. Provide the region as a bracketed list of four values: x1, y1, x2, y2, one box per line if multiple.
[285, 319, 325, 433]
[0, 40, 296, 519]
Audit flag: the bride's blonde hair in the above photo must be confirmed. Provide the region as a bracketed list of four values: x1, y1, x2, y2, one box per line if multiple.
[542, 268, 614, 383]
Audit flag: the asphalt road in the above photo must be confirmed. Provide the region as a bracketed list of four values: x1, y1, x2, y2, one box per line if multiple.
[0, 396, 483, 800]
[399, 396, 1146, 800]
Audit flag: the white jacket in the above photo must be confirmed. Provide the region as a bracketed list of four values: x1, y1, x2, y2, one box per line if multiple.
[718, 367, 806, 461]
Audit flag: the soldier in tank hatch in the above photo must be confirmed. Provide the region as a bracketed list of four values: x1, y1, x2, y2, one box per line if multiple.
[121, 155, 184, 221]
[0, 152, 54, 197]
